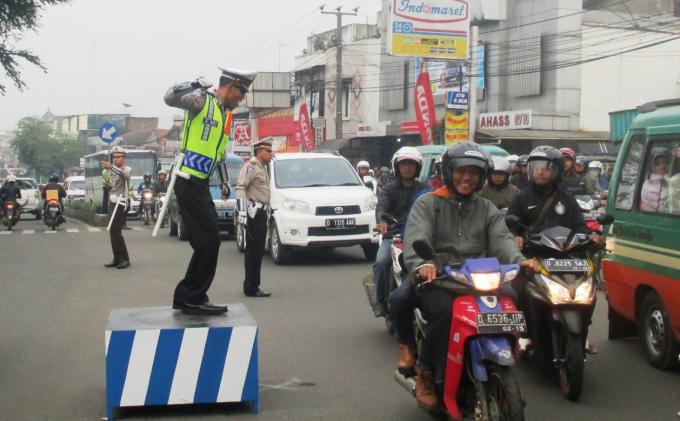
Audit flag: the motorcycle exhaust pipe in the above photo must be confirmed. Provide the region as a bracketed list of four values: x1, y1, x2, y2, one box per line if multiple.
[394, 370, 416, 396]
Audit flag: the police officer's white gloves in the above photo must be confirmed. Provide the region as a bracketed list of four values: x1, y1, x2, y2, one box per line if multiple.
[238, 213, 247, 226]
[221, 183, 231, 200]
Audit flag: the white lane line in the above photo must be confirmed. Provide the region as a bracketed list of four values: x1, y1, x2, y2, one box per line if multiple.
[0, 231, 11, 235]
[45, 230, 57, 234]
[66, 228, 79, 233]
[22, 230, 35, 234]
[130, 226, 145, 231]
[87, 227, 101, 232]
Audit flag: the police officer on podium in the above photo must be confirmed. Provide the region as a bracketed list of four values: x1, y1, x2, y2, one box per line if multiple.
[237, 139, 273, 297]
[164, 67, 256, 315]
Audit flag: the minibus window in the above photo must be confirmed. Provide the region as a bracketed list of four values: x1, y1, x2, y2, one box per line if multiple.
[639, 138, 680, 215]
[615, 134, 645, 211]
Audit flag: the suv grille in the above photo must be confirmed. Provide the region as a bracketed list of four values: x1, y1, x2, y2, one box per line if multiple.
[315, 205, 361, 216]
[308, 225, 369, 236]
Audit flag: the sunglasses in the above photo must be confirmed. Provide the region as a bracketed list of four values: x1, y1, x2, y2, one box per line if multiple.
[236, 84, 248, 95]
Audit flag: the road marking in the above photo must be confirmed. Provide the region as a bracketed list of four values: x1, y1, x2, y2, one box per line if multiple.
[66, 228, 79, 233]
[0, 231, 11, 235]
[22, 230, 35, 234]
[131, 226, 145, 231]
[45, 230, 56, 234]
[87, 227, 101, 232]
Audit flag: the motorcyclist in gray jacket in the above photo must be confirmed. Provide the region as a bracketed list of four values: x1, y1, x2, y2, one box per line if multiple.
[403, 142, 538, 410]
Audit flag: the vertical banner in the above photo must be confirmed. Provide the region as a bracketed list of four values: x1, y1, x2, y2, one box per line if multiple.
[298, 102, 315, 152]
[232, 119, 252, 147]
[445, 110, 469, 144]
[414, 71, 436, 145]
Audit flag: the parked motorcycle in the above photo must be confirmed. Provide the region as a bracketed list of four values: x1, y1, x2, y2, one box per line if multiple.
[43, 199, 64, 230]
[505, 214, 613, 401]
[139, 189, 155, 226]
[154, 192, 167, 228]
[395, 240, 526, 420]
[1, 199, 23, 231]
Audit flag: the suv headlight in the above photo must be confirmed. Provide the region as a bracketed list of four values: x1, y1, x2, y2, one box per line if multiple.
[471, 272, 501, 291]
[283, 197, 310, 214]
[364, 195, 377, 211]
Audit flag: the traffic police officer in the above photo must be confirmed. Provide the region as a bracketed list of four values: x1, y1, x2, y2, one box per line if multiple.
[236, 138, 273, 297]
[164, 67, 256, 315]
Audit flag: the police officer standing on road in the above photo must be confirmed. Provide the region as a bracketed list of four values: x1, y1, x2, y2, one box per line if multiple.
[237, 139, 273, 298]
[101, 146, 131, 269]
[164, 67, 256, 315]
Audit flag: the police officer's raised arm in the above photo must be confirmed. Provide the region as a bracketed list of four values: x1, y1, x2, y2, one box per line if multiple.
[163, 82, 206, 113]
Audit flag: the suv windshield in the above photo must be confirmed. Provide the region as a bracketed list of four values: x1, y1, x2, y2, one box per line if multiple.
[274, 158, 361, 189]
[69, 181, 86, 190]
[16, 179, 37, 189]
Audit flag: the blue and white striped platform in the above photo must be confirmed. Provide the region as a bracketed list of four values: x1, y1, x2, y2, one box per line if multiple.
[105, 304, 258, 420]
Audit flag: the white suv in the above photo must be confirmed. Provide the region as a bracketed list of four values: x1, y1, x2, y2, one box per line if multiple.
[237, 152, 378, 264]
[15, 177, 42, 219]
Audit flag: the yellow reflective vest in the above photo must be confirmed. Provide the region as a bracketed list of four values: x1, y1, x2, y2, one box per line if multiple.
[179, 93, 231, 179]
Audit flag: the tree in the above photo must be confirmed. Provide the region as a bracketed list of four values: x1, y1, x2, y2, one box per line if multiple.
[0, 0, 70, 95]
[11, 117, 87, 179]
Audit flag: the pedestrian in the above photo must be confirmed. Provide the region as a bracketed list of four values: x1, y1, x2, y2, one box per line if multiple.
[101, 146, 131, 269]
[164, 67, 256, 315]
[237, 138, 273, 298]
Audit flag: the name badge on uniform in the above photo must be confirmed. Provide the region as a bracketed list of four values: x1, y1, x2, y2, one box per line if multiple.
[555, 201, 565, 215]
[247, 165, 253, 173]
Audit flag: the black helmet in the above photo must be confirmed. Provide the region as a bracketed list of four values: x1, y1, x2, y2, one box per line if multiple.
[49, 174, 59, 182]
[527, 146, 564, 186]
[442, 142, 491, 192]
[143, 173, 151, 180]
[517, 154, 529, 167]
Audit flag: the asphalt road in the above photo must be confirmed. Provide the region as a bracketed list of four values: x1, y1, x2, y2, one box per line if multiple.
[0, 216, 678, 421]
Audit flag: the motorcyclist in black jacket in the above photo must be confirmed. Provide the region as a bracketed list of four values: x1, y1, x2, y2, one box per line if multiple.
[0, 174, 22, 205]
[152, 170, 169, 194]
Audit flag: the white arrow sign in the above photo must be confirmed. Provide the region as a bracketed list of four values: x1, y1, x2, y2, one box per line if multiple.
[102, 126, 117, 141]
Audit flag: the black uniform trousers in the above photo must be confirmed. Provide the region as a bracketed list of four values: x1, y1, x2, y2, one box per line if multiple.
[108, 202, 129, 263]
[173, 176, 221, 305]
[243, 209, 267, 295]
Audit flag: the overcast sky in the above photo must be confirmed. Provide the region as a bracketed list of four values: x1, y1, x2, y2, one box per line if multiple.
[0, 0, 381, 132]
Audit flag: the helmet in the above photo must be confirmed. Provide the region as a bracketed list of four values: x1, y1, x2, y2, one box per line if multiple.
[368, 169, 375, 177]
[49, 174, 59, 182]
[490, 156, 511, 175]
[356, 160, 370, 170]
[588, 160, 603, 170]
[110, 146, 127, 156]
[7, 174, 16, 182]
[391, 146, 423, 178]
[143, 173, 151, 180]
[560, 147, 576, 160]
[158, 170, 167, 177]
[517, 155, 529, 167]
[441, 142, 491, 192]
[528, 146, 564, 186]
[575, 155, 586, 166]
[380, 166, 391, 173]
[507, 154, 519, 164]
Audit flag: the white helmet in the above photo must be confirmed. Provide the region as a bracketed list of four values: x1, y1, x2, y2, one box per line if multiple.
[7, 174, 16, 182]
[391, 146, 423, 178]
[490, 156, 511, 175]
[110, 146, 127, 156]
[357, 160, 370, 170]
[588, 160, 603, 170]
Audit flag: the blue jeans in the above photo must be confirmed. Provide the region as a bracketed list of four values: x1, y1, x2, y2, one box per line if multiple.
[372, 239, 392, 307]
[390, 280, 415, 345]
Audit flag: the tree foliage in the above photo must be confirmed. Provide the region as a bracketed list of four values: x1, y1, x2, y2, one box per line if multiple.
[0, 0, 70, 94]
[11, 117, 87, 179]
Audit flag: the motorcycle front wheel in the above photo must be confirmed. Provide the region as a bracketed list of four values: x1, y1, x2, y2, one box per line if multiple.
[485, 364, 525, 421]
[143, 208, 150, 225]
[558, 332, 584, 401]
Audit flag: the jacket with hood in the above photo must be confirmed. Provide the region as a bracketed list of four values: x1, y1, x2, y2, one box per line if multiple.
[479, 180, 519, 210]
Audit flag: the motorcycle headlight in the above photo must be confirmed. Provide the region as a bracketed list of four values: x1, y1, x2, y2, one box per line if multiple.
[283, 197, 310, 214]
[574, 278, 594, 304]
[503, 269, 519, 284]
[471, 272, 501, 291]
[363, 195, 377, 211]
[540, 275, 572, 304]
[143, 193, 152, 200]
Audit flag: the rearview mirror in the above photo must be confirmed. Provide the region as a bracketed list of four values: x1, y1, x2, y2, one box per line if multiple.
[596, 214, 614, 225]
[412, 240, 435, 260]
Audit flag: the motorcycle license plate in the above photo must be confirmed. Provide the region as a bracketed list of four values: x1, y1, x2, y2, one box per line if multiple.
[542, 258, 589, 272]
[582, 212, 597, 220]
[325, 218, 356, 230]
[476, 312, 526, 334]
[216, 210, 233, 219]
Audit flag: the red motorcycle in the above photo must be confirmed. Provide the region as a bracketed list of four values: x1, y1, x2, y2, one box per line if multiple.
[1, 199, 22, 231]
[396, 240, 526, 420]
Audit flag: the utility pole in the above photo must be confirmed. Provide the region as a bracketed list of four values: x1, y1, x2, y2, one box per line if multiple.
[469, 25, 479, 142]
[320, 5, 358, 141]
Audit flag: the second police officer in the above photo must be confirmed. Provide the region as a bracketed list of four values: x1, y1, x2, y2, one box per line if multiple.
[164, 67, 256, 315]
[236, 139, 273, 297]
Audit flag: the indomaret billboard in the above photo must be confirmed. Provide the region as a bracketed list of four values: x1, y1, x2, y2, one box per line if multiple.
[388, 0, 470, 60]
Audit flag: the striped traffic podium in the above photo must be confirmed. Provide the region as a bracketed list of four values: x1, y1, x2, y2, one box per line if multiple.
[105, 304, 258, 420]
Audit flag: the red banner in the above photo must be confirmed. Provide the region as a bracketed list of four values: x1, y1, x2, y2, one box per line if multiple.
[414, 71, 436, 145]
[298, 102, 315, 152]
[400, 120, 421, 133]
[232, 119, 252, 146]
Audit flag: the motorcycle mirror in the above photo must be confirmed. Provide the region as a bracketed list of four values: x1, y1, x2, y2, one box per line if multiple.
[596, 214, 614, 225]
[412, 240, 435, 260]
[381, 212, 399, 225]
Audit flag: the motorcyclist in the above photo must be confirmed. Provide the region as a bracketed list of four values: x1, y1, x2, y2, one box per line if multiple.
[429, 156, 444, 190]
[404, 142, 538, 410]
[137, 173, 154, 217]
[0, 174, 22, 208]
[152, 170, 169, 194]
[560, 148, 587, 195]
[379, 166, 392, 187]
[373, 147, 427, 317]
[479, 156, 519, 209]
[584, 160, 604, 195]
[506, 146, 604, 351]
[357, 160, 371, 178]
[509, 154, 529, 190]
[42, 174, 67, 216]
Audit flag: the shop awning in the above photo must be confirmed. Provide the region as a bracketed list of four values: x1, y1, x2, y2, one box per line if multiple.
[476, 129, 609, 142]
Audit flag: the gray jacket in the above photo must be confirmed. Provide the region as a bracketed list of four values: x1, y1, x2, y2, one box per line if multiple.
[404, 191, 524, 274]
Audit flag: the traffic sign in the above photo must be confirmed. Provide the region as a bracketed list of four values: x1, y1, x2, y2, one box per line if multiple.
[447, 91, 469, 109]
[98, 123, 118, 144]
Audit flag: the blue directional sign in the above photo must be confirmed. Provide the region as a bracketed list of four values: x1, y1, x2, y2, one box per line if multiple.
[98, 123, 119, 144]
[447, 91, 469, 110]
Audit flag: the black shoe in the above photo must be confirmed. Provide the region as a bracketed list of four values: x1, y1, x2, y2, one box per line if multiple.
[116, 261, 130, 269]
[373, 303, 387, 318]
[245, 289, 271, 298]
[105, 261, 119, 268]
[173, 301, 228, 315]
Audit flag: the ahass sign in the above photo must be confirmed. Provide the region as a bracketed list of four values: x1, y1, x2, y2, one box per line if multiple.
[389, 0, 470, 59]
